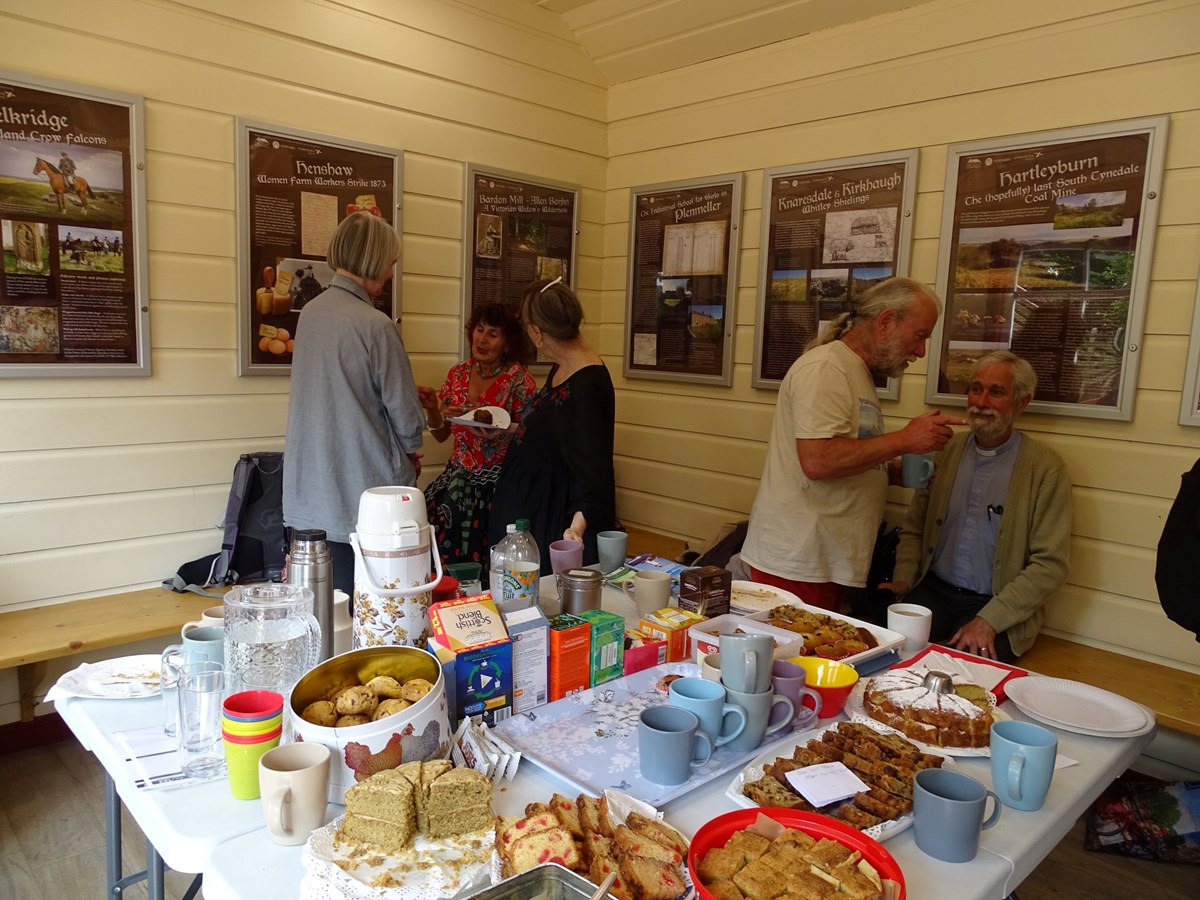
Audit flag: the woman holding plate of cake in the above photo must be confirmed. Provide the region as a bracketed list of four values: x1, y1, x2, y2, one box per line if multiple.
[420, 302, 536, 566]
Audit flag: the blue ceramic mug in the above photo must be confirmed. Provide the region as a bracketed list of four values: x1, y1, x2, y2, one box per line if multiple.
[668, 676, 747, 756]
[990, 720, 1058, 811]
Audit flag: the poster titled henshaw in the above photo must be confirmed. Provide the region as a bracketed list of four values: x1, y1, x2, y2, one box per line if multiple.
[928, 117, 1168, 421]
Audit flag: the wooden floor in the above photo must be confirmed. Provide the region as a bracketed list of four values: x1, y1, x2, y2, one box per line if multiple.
[1, 737, 1194, 899]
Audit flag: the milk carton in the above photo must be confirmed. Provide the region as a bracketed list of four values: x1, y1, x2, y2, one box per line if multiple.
[502, 604, 549, 714]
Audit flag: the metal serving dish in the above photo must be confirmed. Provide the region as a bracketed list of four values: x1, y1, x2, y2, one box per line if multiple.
[464, 863, 610, 899]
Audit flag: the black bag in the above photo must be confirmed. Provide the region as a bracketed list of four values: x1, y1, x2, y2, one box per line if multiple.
[1155, 458, 1200, 643]
[164, 452, 286, 593]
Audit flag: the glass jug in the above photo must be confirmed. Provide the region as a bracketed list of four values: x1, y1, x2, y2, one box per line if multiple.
[223, 583, 321, 696]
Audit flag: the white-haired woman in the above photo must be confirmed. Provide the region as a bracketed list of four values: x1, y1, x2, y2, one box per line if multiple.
[283, 211, 425, 593]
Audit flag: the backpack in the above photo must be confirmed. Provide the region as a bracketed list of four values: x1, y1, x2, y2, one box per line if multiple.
[1155, 458, 1200, 643]
[164, 452, 287, 594]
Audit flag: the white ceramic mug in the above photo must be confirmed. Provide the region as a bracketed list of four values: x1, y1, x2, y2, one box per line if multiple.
[259, 743, 332, 845]
[887, 603, 933, 652]
[182, 605, 224, 639]
[623, 570, 672, 617]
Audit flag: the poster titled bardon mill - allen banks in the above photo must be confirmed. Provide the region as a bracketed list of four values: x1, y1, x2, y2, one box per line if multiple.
[0, 70, 147, 377]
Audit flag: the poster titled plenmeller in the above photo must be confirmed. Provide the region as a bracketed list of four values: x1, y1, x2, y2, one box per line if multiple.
[754, 152, 916, 390]
[465, 166, 578, 337]
[930, 118, 1167, 420]
[0, 71, 146, 376]
[625, 174, 742, 386]
[237, 120, 401, 375]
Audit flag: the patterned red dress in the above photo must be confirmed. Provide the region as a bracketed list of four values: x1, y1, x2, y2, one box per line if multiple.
[424, 359, 535, 564]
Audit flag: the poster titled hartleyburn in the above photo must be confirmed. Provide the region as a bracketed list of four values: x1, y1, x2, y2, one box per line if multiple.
[930, 118, 1168, 420]
[0, 70, 147, 376]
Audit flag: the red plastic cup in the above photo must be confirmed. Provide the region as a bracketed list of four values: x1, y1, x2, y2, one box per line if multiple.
[223, 690, 284, 722]
[222, 724, 283, 744]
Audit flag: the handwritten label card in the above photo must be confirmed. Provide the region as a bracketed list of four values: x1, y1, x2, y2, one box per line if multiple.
[785, 762, 870, 808]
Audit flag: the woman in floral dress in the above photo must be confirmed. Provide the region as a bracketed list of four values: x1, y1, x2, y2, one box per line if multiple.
[420, 302, 535, 565]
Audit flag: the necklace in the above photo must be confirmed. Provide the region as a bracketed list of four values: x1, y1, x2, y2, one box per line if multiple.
[472, 359, 504, 379]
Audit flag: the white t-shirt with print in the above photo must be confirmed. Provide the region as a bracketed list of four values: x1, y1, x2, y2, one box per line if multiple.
[742, 340, 887, 587]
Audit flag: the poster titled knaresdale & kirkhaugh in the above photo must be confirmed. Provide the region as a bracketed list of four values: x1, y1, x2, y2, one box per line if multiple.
[0, 71, 147, 377]
[753, 151, 917, 391]
[624, 174, 743, 386]
[929, 118, 1168, 421]
[237, 120, 401, 375]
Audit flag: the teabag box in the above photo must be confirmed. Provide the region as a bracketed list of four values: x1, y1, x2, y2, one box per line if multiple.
[678, 566, 732, 617]
[502, 604, 549, 714]
[548, 613, 591, 701]
[428, 594, 513, 726]
[639, 608, 706, 662]
[576, 609, 625, 687]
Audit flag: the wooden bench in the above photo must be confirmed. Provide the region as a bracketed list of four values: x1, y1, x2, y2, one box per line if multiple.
[1019, 635, 1200, 738]
[0, 587, 218, 722]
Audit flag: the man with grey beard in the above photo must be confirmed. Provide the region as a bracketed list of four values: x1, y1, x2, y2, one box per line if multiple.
[879, 350, 1072, 661]
[742, 277, 964, 612]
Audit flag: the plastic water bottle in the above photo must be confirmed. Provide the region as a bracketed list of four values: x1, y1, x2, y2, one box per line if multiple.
[490, 519, 540, 611]
[489, 523, 516, 606]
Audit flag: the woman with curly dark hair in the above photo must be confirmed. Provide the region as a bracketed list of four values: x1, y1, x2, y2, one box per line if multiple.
[419, 302, 536, 565]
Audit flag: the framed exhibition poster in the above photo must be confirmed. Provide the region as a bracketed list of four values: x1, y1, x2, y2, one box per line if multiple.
[463, 165, 579, 359]
[927, 117, 1168, 420]
[0, 69, 148, 377]
[624, 173, 743, 386]
[753, 150, 918, 397]
[1180, 277, 1200, 427]
[236, 119, 402, 375]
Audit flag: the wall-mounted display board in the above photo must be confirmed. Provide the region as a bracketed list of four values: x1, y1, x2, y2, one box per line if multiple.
[1180, 276, 1200, 427]
[463, 165, 579, 360]
[927, 117, 1168, 420]
[624, 174, 742, 386]
[237, 119, 402, 376]
[752, 150, 917, 398]
[0, 69, 148, 377]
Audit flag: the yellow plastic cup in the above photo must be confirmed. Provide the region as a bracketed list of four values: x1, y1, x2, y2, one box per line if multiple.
[221, 712, 283, 736]
[223, 728, 282, 799]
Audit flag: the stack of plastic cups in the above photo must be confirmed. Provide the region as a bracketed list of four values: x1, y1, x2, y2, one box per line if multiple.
[222, 690, 285, 799]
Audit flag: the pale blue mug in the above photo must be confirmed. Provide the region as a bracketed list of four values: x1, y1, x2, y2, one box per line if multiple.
[901, 452, 936, 489]
[668, 676, 747, 756]
[990, 720, 1058, 811]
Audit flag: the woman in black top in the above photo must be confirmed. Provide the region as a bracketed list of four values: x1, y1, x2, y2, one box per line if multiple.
[488, 277, 616, 574]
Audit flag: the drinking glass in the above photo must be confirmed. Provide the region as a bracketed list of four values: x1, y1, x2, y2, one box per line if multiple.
[177, 660, 227, 778]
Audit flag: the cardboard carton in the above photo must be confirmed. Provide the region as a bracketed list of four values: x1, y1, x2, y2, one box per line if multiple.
[502, 604, 549, 714]
[577, 609, 625, 687]
[678, 565, 732, 617]
[428, 594, 513, 726]
[638, 607, 706, 662]
[548, 613, 591, 701]
[623, 627, 667, 676]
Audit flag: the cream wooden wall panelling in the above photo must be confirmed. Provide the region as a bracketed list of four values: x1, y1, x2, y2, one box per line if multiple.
[607, 56, 1200, 184]
[605, 0, 1164, 114]
[605, 0, 1191, 123]
[7, 397, 288, 452]
[0, 533, 227, 611]
[619, 457, 757, 514]
[324, 0, 602, 87]
[402, 273, 464, 316]
[0, 440, 284, 505]
[26, 0, 608, 132]
[1, 486, 229, 555]
[0, 351, 289, 402]
[0, 23, 609, 184]
[1071, 487, 1171, 548]
[145, 151, 233, 210]
[615, 425, 766, 480]
[1045, 585, 1200, 673]
[614, 489, 733, 547]
[147, 254, 236, 305]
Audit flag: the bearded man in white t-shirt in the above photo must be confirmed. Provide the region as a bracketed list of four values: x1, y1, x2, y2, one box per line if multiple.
[741, 277, 963, 611]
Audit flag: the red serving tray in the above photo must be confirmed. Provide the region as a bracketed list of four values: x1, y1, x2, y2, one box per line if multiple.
[688, 808, 904, 900]
[892, 645, 1027, 704]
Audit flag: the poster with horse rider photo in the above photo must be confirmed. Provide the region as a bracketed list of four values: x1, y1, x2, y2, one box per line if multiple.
[0, 69, 148, 377]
